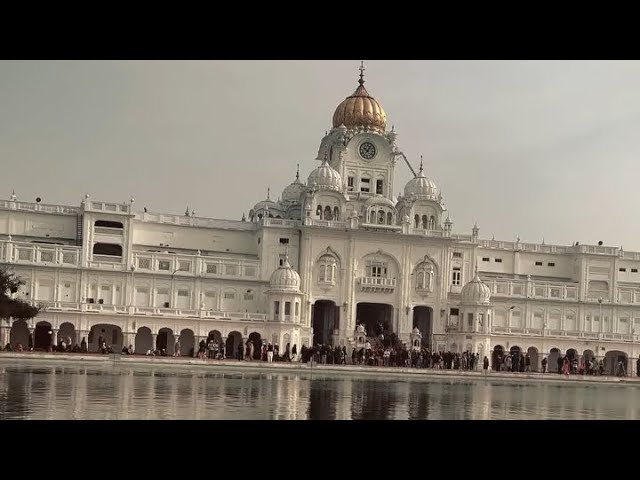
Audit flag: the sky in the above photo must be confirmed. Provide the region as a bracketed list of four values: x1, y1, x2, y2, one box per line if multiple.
[1, 60, 639, 249]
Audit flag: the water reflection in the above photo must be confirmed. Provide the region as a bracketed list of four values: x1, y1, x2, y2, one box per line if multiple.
[0, 359, 639, 420]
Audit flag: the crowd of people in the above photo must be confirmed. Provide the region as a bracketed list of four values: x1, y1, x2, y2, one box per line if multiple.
[1, 331, 637, 377]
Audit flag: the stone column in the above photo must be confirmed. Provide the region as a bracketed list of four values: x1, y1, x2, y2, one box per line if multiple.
[0, 325, 10, 347]
[51, 329, 58, 349]
[28, 326, 35, 350]
[151, 333, 158, 352]
[221, 336, 227, 358]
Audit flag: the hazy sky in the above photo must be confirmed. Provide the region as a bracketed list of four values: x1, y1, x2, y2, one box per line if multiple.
[1, 60, 639, 249]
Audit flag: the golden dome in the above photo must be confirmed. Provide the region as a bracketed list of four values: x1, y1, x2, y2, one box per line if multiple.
[332, 65, 387, 132]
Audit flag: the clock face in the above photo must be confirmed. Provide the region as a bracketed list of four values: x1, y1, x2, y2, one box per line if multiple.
[359, 142, 376, 160]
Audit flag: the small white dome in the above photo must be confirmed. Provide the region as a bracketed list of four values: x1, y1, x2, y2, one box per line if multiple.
[460, 271, 491, 305]
[404, 161, 439, 200]
[282, 166, 305, 203]
[254, 199, 280, 212]
[364, 194, 395, 209]
[269, 257, 301, 292]
[308, 157, 342, 191]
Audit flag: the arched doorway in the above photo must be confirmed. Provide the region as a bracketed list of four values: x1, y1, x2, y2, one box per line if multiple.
[412, 306, 433, 347]
[58, 322, 76, 350]
[248, 332, 262, 360]
[10, 319, 29, 350]
[207, 330, 222, 343]
[566, 349, 578, 361]
[527, 347, 539, 372]
[492, 345, 504, 371]
[226, 331, 242, 359]
[604, 350, 628, 376]
[135, 327, 152, 354]
[548, 348, 561, 373]
[312, 300, 338, 346]
[356, 302, 393, 346]
[179, 329, 195, 357]
[583, 349, 595, 364]
[509, 346, 522, 372]
[156, 328, 175, 355]
[89, 324, 123, 352]
[34, 321, 52, 351]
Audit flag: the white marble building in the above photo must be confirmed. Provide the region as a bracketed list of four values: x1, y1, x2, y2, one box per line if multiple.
[1, 66, 638, 375]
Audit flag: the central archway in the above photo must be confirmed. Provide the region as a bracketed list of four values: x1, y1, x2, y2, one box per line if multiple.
[34, 321, 52, 351]
[605, 350, 628, 376]
[179, 329, 195, 357]
[492, 345, 504, 371]
[356, 302, 394, 344]
[156, 328, 175, 355]
[10, 320, 29, 350]
[248, 332, 262, 360]
[58, 322, 76, 350]
[89, 324, 123, 352]
[312, 300, 338, 346]
[527, 347, 539, 372]
[412, 306, 433, 347]
[226, 331, 242, 359]
[548, 348, 561, 373]
[135, 327, 152, 354]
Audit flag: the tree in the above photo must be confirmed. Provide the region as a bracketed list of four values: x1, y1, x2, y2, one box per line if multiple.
[0, 267, 40, 321]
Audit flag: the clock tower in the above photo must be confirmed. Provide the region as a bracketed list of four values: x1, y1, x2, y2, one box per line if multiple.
[315, 63, 398, 218]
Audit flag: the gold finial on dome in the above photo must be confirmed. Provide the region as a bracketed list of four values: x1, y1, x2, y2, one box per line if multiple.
[332, 62, 387, 132]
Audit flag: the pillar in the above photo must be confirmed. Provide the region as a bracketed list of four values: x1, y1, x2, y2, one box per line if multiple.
[151, 333, 158, 351]
[0, 325, 10, 347]
[221, 336, 227, 358]
[51, 329, 58, 349]
[28, 326, 35, 350]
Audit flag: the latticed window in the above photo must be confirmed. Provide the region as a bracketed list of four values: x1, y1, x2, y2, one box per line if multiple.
[318, 255, 337, 283]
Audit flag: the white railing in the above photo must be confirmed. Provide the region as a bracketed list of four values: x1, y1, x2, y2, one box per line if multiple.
[2, 241, 82, 267]
[94, 226, 124, 235]
[136, 212, 256, 231]
[262, 218, 300, 227]
[490, 326, 636, 341]
[0, 199, 80, 215]
[359, 277, 397, 287]
[308, 219, 347, 228]
[84, 201, 130, 214]
[486, 278, 579, 301]
[132, 251, 261, 280]
[35, 301, 270, 321]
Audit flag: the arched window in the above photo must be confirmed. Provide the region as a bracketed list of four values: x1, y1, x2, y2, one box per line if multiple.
[414, 215, 420, 228]
[316, 205, 322, 219]
[378, 210, 385, 224]
[318, 255, 337, 284]
[369, 210, 376, 224]
[422, 215, 428, 229]
[386, 212, 393, 225]
[415, 262, 435, 291]
[324, 206, 333, 221]
[429, 215, 435, 229]
[333, 207, 339, 221]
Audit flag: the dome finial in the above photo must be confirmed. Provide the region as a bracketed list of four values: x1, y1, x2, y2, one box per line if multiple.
[419, 155, 424, 173]
[358, 61, 365, 86]
[295, 163, 300, 181]
[323, 151, 328, 164]
[267, 187, 270, 200]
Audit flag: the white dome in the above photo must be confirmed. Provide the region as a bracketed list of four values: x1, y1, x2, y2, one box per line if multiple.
[404, 161, 439, 200]
[253, 199, 280, 212]
[308, 157, 342, 191]
[460, 271, 491, 305]
[269, 257, 301, 291]
[365, 194, 395, 209]
[282, 178, 305, 203]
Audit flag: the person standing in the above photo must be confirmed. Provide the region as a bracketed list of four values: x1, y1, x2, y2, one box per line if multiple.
[174, 338, 181, 357]
[483, 356, 489, 374]
[541, 356, 548, 373]
[267, 343, 274, 362]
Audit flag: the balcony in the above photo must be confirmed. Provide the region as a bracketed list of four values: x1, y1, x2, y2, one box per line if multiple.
[34, 301, 270, 322]
[307, 219, 347, 229]
[358, 276, 396, 293]
[2, 241, 81, 267]
[490, 326, 638, 342]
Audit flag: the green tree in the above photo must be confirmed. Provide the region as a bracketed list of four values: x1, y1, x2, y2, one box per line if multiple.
[0, 267, 40, 321]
